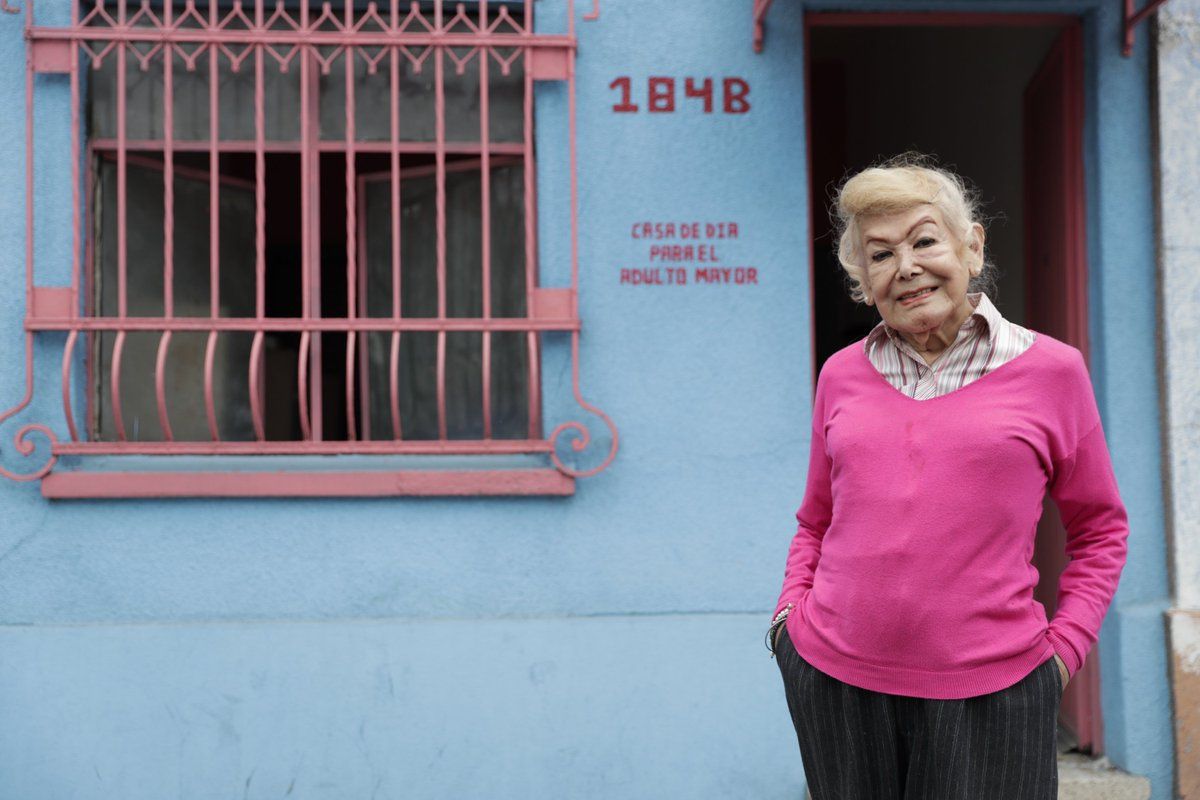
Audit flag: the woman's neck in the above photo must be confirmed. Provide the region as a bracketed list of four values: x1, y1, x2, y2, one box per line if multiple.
[893, 297, 979, 365]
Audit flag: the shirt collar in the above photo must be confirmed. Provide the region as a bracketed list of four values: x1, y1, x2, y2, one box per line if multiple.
[864, 291, 1004, 352]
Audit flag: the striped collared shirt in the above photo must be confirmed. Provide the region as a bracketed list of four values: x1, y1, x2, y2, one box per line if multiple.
[863, 292, 1037, 400]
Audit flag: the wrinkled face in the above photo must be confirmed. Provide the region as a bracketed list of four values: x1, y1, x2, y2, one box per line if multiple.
[859, 204, 981, 336]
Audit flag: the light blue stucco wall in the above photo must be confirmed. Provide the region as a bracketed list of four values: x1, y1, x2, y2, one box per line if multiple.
[0, 1, 1171, 799]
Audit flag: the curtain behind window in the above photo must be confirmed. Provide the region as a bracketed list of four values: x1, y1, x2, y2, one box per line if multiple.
[362, 161, 529, 440]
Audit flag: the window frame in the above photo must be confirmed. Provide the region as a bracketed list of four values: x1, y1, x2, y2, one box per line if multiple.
[1, 0, 617, 497]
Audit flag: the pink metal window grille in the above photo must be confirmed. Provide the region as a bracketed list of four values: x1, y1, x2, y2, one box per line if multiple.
[2, 0, 617, 497]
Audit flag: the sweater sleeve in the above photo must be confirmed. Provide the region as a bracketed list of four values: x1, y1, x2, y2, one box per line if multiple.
[1044, 357, 1130, 680]
[774, 368, 834, 619]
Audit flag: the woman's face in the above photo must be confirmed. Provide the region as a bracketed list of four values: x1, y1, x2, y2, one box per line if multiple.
[859, 204, 982, 338]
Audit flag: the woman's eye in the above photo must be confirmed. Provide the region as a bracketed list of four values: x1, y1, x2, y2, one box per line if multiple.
[915, 237, 936, 247]
[871, 251, 891, 263]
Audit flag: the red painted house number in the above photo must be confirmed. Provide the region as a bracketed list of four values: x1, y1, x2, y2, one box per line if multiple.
[609, 76, 750, 114]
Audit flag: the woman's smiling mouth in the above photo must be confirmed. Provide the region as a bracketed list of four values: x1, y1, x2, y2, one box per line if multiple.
[898, 286, 937, 305]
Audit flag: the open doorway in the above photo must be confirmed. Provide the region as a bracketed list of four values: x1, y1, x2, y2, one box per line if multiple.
[806, 15, 1102, 754]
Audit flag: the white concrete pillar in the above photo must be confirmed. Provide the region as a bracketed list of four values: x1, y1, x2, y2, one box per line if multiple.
[1156, 2, 1200, 795]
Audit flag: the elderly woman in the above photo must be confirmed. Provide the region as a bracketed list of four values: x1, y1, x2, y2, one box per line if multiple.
[768, 155, 1129, 799]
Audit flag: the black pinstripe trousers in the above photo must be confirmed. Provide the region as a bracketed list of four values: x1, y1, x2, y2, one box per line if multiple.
[775, 625, 1062, 800]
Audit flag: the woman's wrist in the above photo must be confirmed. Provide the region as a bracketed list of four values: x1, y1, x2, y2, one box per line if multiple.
[766, 603, 794, 656]
[1053, 653, 1070, 689]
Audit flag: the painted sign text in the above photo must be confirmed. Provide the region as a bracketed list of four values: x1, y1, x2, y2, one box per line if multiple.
[621, 221, 757, 287]
[609, 77, 750, 114]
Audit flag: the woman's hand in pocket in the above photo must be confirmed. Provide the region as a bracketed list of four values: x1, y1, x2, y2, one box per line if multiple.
[1053, 654, 1069, 691]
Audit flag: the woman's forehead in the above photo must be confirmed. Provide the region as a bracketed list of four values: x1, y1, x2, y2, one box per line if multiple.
[860, 204, 945, 245]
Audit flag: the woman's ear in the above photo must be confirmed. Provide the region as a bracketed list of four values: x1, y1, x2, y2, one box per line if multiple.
[967, 223, 986, 274]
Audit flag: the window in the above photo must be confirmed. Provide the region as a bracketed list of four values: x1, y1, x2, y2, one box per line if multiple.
[3, 1, 618, 496]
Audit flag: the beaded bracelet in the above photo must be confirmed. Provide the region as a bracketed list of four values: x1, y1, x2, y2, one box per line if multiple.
[765, 603, 794, 658]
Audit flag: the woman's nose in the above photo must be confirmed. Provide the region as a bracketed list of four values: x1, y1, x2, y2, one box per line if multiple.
[896, 248, 922, 277]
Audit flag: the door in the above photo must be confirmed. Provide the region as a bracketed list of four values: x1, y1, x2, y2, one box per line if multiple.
[1022, 22, 1100, 754]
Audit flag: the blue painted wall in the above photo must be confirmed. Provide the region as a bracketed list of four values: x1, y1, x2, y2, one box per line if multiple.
[0, 1, 1171, 798]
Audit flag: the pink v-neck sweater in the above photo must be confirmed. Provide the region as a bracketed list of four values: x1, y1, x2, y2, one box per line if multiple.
[775, 332, 1129, 699]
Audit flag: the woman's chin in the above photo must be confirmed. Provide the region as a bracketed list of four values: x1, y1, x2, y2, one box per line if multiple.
[896, 304, 955, 331]
[893, 317, 944, 335]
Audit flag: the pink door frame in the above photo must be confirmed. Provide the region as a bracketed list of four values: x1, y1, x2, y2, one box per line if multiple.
[1022, 21, 1099, 753]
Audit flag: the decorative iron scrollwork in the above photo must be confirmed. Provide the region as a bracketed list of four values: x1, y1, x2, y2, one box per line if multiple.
[549, 332, 619, 478]
[0, 337, 59, 482]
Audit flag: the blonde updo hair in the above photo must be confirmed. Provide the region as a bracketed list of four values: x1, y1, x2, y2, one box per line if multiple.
[831, 153, 992, 304]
